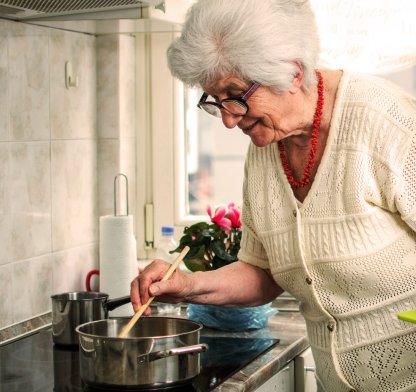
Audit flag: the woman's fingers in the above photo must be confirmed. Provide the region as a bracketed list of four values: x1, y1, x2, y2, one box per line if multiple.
[130, 259, 182, 313]
[149, 271, 190, 301]
[130, 277, 141, 312]
[130, 278, 152, 315]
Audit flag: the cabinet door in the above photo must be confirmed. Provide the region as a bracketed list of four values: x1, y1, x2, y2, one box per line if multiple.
[254, 360, 294, 392]
[294, 347, 317, 392]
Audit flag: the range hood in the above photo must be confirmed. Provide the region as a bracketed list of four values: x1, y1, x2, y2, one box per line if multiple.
[0, 0, 164, 21]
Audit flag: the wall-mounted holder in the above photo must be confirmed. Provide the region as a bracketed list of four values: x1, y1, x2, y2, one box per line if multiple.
[144, 204, 154, 249]
[114, 173, 128, 217]
[155, 0, 165, 13]
[65, 61, 79, 89]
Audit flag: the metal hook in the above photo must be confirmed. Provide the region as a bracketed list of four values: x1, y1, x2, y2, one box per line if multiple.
[65, 61, 79, 89]
[114, 174, 128, 216]
[155, 0, 165, 13]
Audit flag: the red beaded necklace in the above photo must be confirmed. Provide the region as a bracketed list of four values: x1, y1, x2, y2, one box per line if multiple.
[278, 70, 324, 189]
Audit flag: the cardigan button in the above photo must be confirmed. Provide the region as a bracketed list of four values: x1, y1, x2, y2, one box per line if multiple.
[327, 324, 335, 332]
[293, 210, 297, 217]
[305, 278, 312, 285]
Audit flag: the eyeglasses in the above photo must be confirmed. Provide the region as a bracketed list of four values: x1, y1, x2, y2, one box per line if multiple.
[197, 82, 261, 118]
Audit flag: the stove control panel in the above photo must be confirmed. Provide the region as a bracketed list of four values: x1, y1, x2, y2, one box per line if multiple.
[254, 360, 295, 392]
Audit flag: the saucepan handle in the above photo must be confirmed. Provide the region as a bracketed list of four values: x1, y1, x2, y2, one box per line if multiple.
[86, 270, 100, 292]
[105, 295, 131, 311]
[137, 343, 209, 363]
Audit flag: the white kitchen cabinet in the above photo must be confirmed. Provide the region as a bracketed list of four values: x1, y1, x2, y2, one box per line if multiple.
[254, 360, 295, 392]
[294, 348, 317, 392]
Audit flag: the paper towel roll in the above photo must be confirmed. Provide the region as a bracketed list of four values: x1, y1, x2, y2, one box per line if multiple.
[100, 215, 136, 317]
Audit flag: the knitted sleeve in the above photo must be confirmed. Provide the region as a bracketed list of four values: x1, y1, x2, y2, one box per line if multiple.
[238, 145, 270, 269]
[395, 109, 416, 232]
[350, 75, 416, 234]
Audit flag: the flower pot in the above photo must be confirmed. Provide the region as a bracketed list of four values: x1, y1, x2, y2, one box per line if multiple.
[186, 303, 277, 332]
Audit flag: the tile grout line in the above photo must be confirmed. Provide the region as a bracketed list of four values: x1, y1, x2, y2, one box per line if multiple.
[49, 25, 54, 310]
[7, 19, 14, 328]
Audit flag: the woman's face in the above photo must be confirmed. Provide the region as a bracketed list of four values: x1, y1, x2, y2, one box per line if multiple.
[202, 75, 311, 147]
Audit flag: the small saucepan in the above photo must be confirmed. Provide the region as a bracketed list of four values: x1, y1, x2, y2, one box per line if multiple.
[76, 317, 208, 390]
[51, 292, 131, 346]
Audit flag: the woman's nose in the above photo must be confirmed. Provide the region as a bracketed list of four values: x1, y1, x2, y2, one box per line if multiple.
[221, 110, 243, 129]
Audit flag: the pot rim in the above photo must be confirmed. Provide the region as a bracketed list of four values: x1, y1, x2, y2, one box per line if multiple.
[51, 291, 110, 301]
[76, 317, 203, 340]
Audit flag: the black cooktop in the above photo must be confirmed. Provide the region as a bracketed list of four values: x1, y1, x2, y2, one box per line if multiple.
[0, 330, 279, 391]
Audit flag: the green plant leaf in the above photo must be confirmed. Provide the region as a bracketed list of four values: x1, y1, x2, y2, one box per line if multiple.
[212, 230, 223, 239]
[211, 255, 223, 270]
[198, 231, 212, 248]
[195, 244, 206, 259]
[211, 239, 238, 262]
[194, 222, 210, 230]
[230, 242, 241, 257]
[183, 241, 204, 261]
[184, 257, 211, 272]
[169, 234, 193, 254]
[169, 245, 183, 254]
[180, 234, 194, 244]
[201, 229, 215, 237]
[188, 222, 209, 237]
[211, 255, 235, 270]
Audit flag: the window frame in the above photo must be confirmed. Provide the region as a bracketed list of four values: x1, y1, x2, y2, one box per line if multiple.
[147, 32, 209, 248]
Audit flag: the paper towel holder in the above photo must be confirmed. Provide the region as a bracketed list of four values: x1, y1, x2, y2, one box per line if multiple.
[114, 173, 128, 216]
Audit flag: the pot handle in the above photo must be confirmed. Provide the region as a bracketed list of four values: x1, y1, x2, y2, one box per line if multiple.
[138, 343, 209, 363]
[105, 295, 131, 311]
[86, 270, 100, 292]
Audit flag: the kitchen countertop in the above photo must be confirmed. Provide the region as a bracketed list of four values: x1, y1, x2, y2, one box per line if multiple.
[151, 297, 308, 392]
[204, 311, 308, 391]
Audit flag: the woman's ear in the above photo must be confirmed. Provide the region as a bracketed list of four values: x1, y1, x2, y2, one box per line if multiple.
[289, 60, 304, 94]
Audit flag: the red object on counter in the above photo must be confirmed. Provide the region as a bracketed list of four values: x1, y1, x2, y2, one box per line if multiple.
[86, 267, 139, 292]
[86, 270, 100, 292]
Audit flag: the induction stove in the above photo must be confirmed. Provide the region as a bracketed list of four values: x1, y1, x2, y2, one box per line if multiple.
[0, 330, 279, 391]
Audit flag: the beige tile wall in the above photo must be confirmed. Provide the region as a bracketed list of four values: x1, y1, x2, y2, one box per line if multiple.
[0, 20, 99, 329]
[96, 35, 136, 234]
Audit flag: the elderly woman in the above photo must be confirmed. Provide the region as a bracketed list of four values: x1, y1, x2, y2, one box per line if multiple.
[131, 0, 416, 391]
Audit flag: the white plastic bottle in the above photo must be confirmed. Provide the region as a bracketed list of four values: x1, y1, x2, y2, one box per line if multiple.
[156, 226, 182, 316]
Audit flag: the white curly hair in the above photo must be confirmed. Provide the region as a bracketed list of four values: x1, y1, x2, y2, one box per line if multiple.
[167, 0, 321, 94]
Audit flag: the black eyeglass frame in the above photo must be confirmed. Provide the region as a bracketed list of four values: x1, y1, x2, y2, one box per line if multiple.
[197, 82, 261, 117]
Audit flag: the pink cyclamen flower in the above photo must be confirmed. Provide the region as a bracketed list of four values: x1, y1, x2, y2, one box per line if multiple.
[227, 205, 242, 229]
[207, 204, 231, 228]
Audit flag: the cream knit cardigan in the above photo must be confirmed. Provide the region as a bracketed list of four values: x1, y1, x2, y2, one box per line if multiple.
[238, 71, 416, 392]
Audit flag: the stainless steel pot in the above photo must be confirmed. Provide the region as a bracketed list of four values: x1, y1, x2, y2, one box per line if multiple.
[51, 292, 131, 346]
[76, 317, 208, 390]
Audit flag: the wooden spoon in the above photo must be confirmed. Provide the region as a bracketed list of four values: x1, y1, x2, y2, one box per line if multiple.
[118, 246, 190, 338]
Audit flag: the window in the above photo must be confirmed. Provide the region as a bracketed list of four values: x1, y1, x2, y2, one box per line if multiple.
[184, 87, 249, 217]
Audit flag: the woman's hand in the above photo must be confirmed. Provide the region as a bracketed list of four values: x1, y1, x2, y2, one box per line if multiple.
[130, 260, 284, 316]
[130, 259, 194, 316]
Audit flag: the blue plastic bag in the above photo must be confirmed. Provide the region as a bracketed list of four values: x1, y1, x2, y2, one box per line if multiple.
[186, 303, 278, 331]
